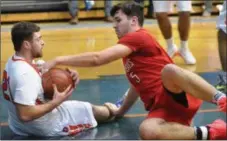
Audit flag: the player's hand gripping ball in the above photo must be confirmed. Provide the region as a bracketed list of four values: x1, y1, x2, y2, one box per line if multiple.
[42, 68, 75, 99]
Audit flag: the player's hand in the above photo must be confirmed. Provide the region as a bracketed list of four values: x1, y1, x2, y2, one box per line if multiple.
[104, 102, 122, 120]
[66, 68, 80, 87]
[52, 84, 73, 104]
[42, 59, 57, 72]
[35, 59, 48, 74]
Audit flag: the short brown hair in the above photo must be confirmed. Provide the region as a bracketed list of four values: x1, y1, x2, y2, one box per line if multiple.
[11, 22, 40, 51]
[110, 1, 144, 27]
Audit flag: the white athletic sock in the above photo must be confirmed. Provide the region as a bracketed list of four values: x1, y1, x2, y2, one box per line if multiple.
[212, 90, 226, 104]
[194, 126, 209, 140]
[180, 40, 188, 49]
[166, 38, 174, 49]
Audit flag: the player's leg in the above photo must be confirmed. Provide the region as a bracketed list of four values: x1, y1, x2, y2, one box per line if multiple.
[92, 103, 119, 123]
[138, 90, 198, 140]
[68, 0, 79, 24]
[153, 1, 178, 58]
[177, 0, 196, 65]
[139, 118, 195, 140]
[139, 117, 226, 140]
[161, 64, 226, 111]
[138, 88, 226, 140]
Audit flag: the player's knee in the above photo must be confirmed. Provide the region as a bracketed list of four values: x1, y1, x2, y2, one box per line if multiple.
[139, 119, 163, 140]
[161, 64, 178, 80]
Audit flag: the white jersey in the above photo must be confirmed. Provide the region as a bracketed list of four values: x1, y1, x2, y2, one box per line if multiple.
[217, 1, 226, 34]
[3, 55, 97, 136]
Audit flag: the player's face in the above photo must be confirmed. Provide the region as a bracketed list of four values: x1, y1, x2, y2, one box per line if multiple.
[30, 32, 45, 58]
[113, 10, 131, 39]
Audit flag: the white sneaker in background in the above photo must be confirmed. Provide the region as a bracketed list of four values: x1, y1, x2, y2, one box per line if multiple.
[167, 44, 178, 58]
[178, 47, 196, 65]
[216, 4, 223, 12]
[115, 89, 129, 108]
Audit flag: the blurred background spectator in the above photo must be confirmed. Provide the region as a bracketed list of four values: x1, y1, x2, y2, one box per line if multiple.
[134, 0, 156, 19]
[202, 0, 213, 17]
[68, 0, 113, 25]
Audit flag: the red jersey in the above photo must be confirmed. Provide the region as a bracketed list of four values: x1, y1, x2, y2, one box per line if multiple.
[118, 28, 174, 110]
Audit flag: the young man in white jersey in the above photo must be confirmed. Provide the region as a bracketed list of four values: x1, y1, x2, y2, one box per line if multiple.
[215, 1, 227, 94]
[2, 22, 118, 137]
[152, 1, 196, 65]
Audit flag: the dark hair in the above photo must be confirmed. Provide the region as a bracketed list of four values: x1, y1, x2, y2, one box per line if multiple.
[110, 1, 144, 27]
[11, 22, 40, 52]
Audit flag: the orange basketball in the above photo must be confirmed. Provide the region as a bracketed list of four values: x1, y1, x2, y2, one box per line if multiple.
[42, 68, 74, 99]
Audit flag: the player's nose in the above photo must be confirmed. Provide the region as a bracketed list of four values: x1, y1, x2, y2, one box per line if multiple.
[113, 22, 117, 29]
[41, 40, 45, 46]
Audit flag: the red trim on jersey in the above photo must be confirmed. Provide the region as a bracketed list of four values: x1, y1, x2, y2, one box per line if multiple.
[35, 98, 43, 105]
[3, 94, 11, 101]
[63, 124, 92, 135]
[2, 70, 14, 102]
[11, 56, 44, 105]
[12, 56, 41, 76]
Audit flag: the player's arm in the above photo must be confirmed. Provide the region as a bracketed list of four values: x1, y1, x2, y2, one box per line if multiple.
[16, 84, 73, 122]
[13, 69, 74, 122]
[16, 99, 60, 122]
[115, 86, 139, 118]
[43, 44, 132, 69]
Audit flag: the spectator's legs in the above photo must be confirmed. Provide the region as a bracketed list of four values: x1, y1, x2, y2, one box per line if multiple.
[203, 0, 213, 17]
[104, 0, 113, 22]
[177, 1, 196, 65]
[68, 0, 79, 24]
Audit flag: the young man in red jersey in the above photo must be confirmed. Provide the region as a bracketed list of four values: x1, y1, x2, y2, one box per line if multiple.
[43, 2, 226, 140]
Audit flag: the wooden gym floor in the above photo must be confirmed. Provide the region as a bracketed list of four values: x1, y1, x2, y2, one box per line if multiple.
[0, 16, 226, 139]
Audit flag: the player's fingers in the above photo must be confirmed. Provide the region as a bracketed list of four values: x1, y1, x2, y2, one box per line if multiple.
[65, 68, 71, 73]
[66, 88, 73, 97]
[75, 77, 80, 85]
[64, 84, 73, 93]
[66, 68, 79, 82]
[52, 84, 59, 93]
[65, 68, 74, 77]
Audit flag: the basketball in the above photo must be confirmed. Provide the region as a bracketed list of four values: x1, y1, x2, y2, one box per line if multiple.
[42, 68, 74, 99]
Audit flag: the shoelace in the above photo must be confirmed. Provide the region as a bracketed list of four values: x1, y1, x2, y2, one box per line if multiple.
[216, 74, 227, 86]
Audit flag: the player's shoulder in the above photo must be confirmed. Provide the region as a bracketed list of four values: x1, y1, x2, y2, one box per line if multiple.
[7, 57, 34, 75]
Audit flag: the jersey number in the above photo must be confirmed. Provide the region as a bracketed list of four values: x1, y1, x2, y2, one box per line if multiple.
[2, 70, 12, 101]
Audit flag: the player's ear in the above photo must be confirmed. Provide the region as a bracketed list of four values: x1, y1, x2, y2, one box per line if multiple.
[22, 40, 32, 50]
[131, 16, 138, 26]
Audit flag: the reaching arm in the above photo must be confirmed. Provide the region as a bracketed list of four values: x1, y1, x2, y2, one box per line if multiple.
[43, 44, 132, 69]
[115, 86, 139, 117]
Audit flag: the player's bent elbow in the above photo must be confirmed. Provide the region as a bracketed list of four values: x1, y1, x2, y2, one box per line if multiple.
[92, 52, 104, 66]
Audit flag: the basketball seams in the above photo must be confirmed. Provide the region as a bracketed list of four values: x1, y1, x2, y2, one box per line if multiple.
[42, 71, 53, 99]
[42, 68, 74, 99]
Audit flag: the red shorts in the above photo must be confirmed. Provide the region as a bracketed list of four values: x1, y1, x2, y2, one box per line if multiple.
[146, 86, 202, 126]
